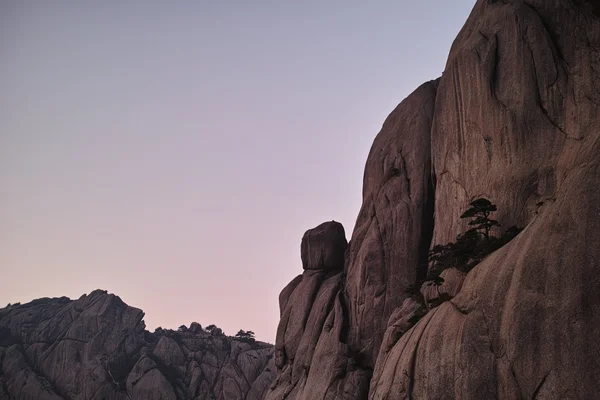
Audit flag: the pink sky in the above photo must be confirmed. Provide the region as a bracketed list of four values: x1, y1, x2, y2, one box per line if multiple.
[0, 1, 476, 342]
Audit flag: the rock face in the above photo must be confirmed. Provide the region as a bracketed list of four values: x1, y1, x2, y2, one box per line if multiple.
[267, 75, 438, 400]
[370, 1, 600, 398]
[0, 290, 275, 400]
[268, 221, 367, 400]
[344, 80, 437, 369]
[269, 1, 600, 399]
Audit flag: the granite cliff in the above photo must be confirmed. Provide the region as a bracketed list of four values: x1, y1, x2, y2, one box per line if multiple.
[268, 0, 600, 399]
[0, 290, 275, 400]
[2, 1, 599, 399]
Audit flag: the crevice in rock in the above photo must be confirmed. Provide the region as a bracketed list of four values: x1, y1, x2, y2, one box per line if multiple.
[103, 343, 142, 394]
[531, 370, 550, 399]
[89, 376, 112, 400]
[339, 292, 351, 345]
[509, 363, 525, 400]
[484, 136, 493, 160]
[481, 309, 506, 361]
[585, 94, 600, 107]
[416, 173, 435, 283]
[146, 353, 183, 396]
[230, 350, 253, 398]
[407, 309, 439, 399]
[525, 3, 568, 66]
[446, 300, 470, 316]
[524, 38, 570, 139]
[490, 34, 508, 109]
[21, 344, 67, 400]
[372, 213, 389, 297]
[400, 154, 412, 202]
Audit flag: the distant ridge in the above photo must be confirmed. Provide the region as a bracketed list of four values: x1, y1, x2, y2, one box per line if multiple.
[0, 290, 275, 399]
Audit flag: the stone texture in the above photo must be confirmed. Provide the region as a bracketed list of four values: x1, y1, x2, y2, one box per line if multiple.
[268, 222, 371, 400]
[370, 1, 600, 398]
[268, 82, 439, 399]
[270, 1, 600, 399]
[0, 290, 275, 400]
[420, 267, 466, 308]
[4, 1, 598, 399]
[376, 297, 427, 361]
[344, 81, 438, 369]
[301, 221, 347, 271]
[127, 356, 176, 400]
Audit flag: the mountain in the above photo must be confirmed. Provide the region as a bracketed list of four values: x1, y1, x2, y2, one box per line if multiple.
[0, 290, 275, 400]
[267, 1, 600, 399]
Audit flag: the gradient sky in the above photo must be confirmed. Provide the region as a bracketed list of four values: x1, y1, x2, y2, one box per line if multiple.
[1, 1, 476, 342]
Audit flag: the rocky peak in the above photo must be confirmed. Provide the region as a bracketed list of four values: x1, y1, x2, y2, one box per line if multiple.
[0, 291, 275, 400]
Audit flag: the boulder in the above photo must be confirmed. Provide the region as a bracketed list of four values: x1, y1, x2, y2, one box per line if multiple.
[268, 222, 363, 399]
[301, 221, 347, 271]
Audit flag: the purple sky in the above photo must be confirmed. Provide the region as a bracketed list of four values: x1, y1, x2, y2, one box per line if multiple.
[1, 1, 475, 342]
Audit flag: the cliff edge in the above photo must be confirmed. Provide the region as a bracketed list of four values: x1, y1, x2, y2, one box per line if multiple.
[268, 1, 600, 399]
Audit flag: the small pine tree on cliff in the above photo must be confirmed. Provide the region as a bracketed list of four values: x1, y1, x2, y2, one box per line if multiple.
[407, 198, 524, 311]
[460, 198, 500, 239]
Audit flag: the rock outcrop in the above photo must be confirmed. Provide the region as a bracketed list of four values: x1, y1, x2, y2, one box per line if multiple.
[0, 290, 275, 400]
[268, 221, 368, 400]
[370, 1, 600, 398]
[269, 1, 600, 399]
[268, 74, 439, 400]
[344, 80, 437, 370]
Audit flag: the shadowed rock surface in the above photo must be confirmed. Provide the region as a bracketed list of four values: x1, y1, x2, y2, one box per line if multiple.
[267, 81, 438, 399]
[344, 80, 437, 369]
[370, 1, 600, 398]
[269, 1, 600, 399]
[268, 221, 365, 400]
[0, 290, 275, 400]
[3, 1, 599, 399]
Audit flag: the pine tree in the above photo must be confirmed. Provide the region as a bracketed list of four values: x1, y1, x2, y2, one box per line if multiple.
[460, 198, 500, 239]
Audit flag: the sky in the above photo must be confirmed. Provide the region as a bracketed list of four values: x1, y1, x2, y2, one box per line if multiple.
[1, 0, 476, 342]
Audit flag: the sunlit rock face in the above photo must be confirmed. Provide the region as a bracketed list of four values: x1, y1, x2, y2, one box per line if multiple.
[0, 290, 275, 400]
[269, 1, 600, 399]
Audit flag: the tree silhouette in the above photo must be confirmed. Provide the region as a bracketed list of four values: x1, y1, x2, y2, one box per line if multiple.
[428, 244, 453, 273]
[406, 198, 523, 313]
[235, 330, 255, 342]
[460, 198, 500, 239]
